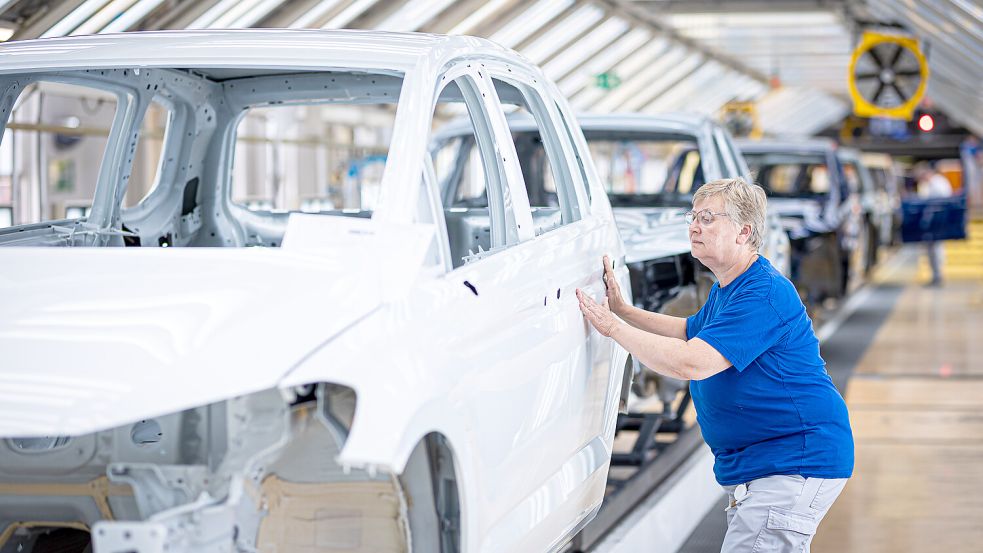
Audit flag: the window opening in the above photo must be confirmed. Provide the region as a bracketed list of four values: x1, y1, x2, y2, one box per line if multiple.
[490, 76, 581, 236]
[3, 81, 118, 225]
[123, 100, 173, 208]
[433, 134, 487, 209]
[583, 131, 703, 205]
[231, 103, 396, 214]
[431, 77, 513, 268]
[553, 102, 592, 203]
[744, 152, 831, 196]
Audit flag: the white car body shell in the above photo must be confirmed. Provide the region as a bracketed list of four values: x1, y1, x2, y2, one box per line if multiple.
[575, 113, 793, 276]
[0, 30, 631, 553]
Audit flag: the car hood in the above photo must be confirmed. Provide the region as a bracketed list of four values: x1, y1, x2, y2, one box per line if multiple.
[0, 247, 392, 438]
[613, 207, 692, 263]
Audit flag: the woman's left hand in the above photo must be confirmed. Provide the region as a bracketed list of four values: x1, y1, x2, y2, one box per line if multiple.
[576, 288, 619, 337]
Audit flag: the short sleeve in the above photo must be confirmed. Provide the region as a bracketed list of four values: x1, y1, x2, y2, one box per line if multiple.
[686, 286, 715, 340]
[686, 306, 707, 340]
[695, 290, 787, 371]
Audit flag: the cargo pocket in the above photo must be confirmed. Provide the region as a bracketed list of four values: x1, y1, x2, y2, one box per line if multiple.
[750, 507, 818, 552]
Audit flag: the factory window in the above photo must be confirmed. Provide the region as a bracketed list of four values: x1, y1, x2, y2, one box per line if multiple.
[230, 103, 396, 213]
[0, 81, 119, 225]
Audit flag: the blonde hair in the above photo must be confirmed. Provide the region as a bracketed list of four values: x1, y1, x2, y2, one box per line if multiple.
[693, 177, 767, 251]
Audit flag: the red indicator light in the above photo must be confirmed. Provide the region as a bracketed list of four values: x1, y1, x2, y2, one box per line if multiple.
[918, 114, 935, 132]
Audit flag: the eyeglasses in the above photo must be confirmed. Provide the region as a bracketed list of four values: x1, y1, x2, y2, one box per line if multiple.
[685, 209, 730, 226]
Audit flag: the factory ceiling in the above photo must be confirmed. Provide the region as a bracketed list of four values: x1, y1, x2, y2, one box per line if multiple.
[0, 0, 978, 137]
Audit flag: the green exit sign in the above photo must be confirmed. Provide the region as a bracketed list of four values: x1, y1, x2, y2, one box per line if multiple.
[595, 72, 622, 90]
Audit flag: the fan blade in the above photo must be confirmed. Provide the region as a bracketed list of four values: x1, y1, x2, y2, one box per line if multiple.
[890, 82, 908, 102]
[895, 69, 922, 77]
[855, 72, 880, 80]
[888, 43, 904, 68]
[871, 81, 887, 103]
[867, 45, 886, 69]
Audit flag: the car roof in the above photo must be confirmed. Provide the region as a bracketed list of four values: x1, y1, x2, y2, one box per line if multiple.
[0, 29, 517, 75]
[577, 112, 713, 134]
[735, 137, 838, 155]
[433, 111, 713, 142]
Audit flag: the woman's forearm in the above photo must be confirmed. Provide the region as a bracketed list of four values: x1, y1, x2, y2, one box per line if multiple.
[613, 303, 688, 340]
[609, 322, 691, 380]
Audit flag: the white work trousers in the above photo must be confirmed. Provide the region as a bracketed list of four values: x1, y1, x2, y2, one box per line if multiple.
[720, 475, 847, 553]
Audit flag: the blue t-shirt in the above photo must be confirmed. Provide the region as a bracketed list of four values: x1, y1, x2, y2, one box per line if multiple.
[686, 256, 854, 485]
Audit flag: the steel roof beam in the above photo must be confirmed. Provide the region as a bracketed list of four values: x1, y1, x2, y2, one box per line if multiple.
[99, 0, 167, 32]
[225, 0, 286, 28]
[424, 0, 497, 34]
[641, 61, 726, 113]
[522, 4, 606, 65]
[541, 16, 629, 81]
[457, 0, 533, 39]
[70, 0, 137, 35]
[554, 26, 649, 93]
[146, 0, 226, 29]
[628, 0, 846, 14]
[596, 0, 770, 85]
[561, 28, 653, 101]
[509, 0, 583, 52]
[377, 0, 458, 32]
[867, 0, 983, 68]
[571, 35, 670, 109]
[320, 0, 382, 29]
[340, 0, 408, 29]
[264, 0, 340, 28]
[874, 0, 983, 62]
[603, 48, 703, 112]
[12, 0, 91, 39]
[686, 73, 752, 114]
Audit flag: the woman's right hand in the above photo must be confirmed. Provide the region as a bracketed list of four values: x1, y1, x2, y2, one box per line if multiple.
[602, 255, 627, 315]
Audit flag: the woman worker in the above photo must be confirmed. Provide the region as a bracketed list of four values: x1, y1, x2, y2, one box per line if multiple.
[576, 177, 853, 552]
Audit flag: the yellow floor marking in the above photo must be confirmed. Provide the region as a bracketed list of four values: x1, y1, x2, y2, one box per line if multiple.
[814, 220, 983, 552]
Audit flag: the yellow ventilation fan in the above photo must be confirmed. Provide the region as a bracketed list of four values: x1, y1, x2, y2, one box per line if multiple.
[848, 31, 928, 120]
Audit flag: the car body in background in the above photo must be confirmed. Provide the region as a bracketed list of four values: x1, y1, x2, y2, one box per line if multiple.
[0, 30, 633, 553]
[577, 113, 792, 406]
[861, 152, 903, 246]
[839, 147, 891, 272]
[738, 137, 864, 303]
[579, 113, 792, 283]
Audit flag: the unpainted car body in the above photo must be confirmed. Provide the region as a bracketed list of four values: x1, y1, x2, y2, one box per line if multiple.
[0, 30, 632, 553]
[577, 113, 792, 282]
[860, 151, 903, 246]
[574, 113, 792, 405]
[437, 113, 791, 407]
[737, 137, 864, 302]
[839, 147, 891, 273]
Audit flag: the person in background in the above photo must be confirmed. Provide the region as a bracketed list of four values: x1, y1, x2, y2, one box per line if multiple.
[576, 178, 853, 553]
[960, 137, 982, 216]
[915, 162, 953, 286]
